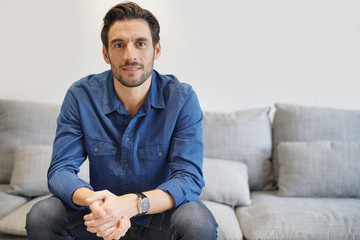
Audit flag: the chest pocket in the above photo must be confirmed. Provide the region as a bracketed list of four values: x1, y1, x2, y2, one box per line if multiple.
[138, 142, 169, 161]
[85, 137, 117, 157]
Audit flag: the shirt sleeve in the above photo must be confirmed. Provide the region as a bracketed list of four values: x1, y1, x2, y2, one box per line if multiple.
[157, 89, 205, 207]
[48, 88, 93, 210]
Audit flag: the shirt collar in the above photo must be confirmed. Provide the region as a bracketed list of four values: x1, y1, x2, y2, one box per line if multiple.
[145, 70, 165, 110]
[103, 70, 165, 115]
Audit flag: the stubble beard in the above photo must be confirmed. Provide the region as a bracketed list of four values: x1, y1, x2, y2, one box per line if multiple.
[111, 58, 154, 88]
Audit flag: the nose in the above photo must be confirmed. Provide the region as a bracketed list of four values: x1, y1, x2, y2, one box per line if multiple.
[124, 44, 136, 62]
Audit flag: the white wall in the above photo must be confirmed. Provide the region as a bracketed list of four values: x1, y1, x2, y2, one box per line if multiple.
[1, 0, 359, 112]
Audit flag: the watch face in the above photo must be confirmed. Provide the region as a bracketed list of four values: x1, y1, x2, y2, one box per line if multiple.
[141, 197, 150, 213]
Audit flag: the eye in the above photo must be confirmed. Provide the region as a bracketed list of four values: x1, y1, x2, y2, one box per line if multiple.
[137, 41, 146, 47]
[114, 43, 123, 48]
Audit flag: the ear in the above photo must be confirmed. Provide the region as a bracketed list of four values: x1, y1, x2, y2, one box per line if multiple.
[154, 42, 161, 60]
[102, 45, 110, 64]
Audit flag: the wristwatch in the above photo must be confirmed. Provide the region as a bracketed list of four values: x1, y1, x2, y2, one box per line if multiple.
[135, 192, 150, 216]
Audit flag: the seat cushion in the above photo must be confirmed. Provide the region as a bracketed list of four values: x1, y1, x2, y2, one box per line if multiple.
[236, 191, 360, 240]
[0, 233, 28, 240]
[0, 192, 27, 220]
[202, 200, 243, 240]
[0, 195, 50, 236]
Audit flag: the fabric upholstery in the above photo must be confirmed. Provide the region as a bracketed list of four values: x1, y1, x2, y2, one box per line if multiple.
[277, 141, 360, 197]
[272, 103, 360, 183]
[0, 192, 27, 220]
[10, 146, 52, 197]
[199, 158, 251, 206]
[202, 200, 243, 240]
[0, 99, 60, 183]
[0, 195, 50, 236]
[10, 145, 89, 197]
[0, 185, 12, 194]
[0, 233, 27, 240]
[236, 191, 360, 240]
[203, 108, 273, 190]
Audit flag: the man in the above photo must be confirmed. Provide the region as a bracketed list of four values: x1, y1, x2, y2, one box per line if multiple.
[26, 2, 218, 239]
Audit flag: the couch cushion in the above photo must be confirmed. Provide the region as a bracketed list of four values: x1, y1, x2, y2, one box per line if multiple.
[203, 107, 273, 190]
[10, 146, 52, 197]
[0, 184, 13, 194]
[0, 192, 27, 220]
[277, 141, 360, 197]
[202, 200, 243, 240]
[0, 195, 50, 236]
[272, 103, 360, 183]
[199, 158, 251, 206]
[10, 145, 89, 197]
[236, 191, 360, 240]
[0, 99, 60, 183]
[0, 233, 28, 239]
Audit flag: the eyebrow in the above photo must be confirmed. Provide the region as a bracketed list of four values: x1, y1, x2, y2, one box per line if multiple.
[110, 37, 150, 45]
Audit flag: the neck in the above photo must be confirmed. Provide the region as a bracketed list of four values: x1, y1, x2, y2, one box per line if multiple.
[113, 78, 151, 117]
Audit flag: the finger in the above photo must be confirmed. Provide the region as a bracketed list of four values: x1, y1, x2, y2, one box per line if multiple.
[83, 212, 96, 221]
[89, 201, 106, 218]
[97, 225, 117, 238]
[122, 216, 131, 230]
[86, 221, 113, 234]
[84, 216, 109, 229]
[104, 217, 130, 240]
[105, 227, 127, 240]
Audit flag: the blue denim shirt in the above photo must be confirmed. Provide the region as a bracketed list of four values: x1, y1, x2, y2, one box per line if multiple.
[48, 70, 204, 227]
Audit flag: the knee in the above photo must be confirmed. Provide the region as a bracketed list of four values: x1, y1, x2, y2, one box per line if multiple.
[172, 200, 218, 240]
[26, 196, 67, 233]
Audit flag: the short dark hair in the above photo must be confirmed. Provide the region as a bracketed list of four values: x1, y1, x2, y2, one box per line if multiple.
[101, 1, 160, 49]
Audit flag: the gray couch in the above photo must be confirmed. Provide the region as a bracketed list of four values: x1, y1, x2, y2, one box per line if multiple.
[1, 98, 359, 240]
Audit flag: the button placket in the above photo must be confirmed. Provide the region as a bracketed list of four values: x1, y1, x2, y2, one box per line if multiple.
[121, 119, 137, 192]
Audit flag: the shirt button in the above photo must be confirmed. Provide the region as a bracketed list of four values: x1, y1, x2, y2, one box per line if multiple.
[125, 137, 130, 142]
[158, 152, 163, 157]
[124, 162, 129, 168]
[125, 184, 129, 188]
[94, 147, 99, 153]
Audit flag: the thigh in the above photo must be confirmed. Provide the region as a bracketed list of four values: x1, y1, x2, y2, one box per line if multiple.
[126, 200, 218, 240]
[26, 195, 100, 240]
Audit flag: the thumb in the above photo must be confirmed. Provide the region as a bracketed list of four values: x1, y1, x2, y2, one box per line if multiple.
[88, 200, 106, 218]
[85, 190, 108, 204]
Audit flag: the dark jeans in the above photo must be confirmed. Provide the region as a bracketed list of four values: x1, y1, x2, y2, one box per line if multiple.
[26, 196, 218, 240]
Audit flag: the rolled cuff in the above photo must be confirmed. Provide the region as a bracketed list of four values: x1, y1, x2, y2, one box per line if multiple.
[48, 171, 93, 210]
[157, 178, 202, 208]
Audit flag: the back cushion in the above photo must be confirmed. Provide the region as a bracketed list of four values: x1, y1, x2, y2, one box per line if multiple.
[0, 99, 60, 183]
[203, 107, 273, 190]
[272, 103, 360, 183]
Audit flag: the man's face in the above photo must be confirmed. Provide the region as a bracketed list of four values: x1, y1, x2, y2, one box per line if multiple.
[103, 19, 161, 88]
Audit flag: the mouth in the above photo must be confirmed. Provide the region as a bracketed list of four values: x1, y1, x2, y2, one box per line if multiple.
[121, 62, 143, 72]
[122, 66, 141, 71]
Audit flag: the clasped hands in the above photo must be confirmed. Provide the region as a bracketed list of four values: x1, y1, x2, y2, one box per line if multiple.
[83, 190, 137, 240]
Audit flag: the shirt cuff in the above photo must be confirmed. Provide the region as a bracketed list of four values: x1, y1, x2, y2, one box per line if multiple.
[157, 179, 192, 208]
[48, 170, 94, 210]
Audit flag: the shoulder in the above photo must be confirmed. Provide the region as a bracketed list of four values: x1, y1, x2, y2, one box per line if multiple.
[70, 70, 111, 90]
[154, 71, 193, 100]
